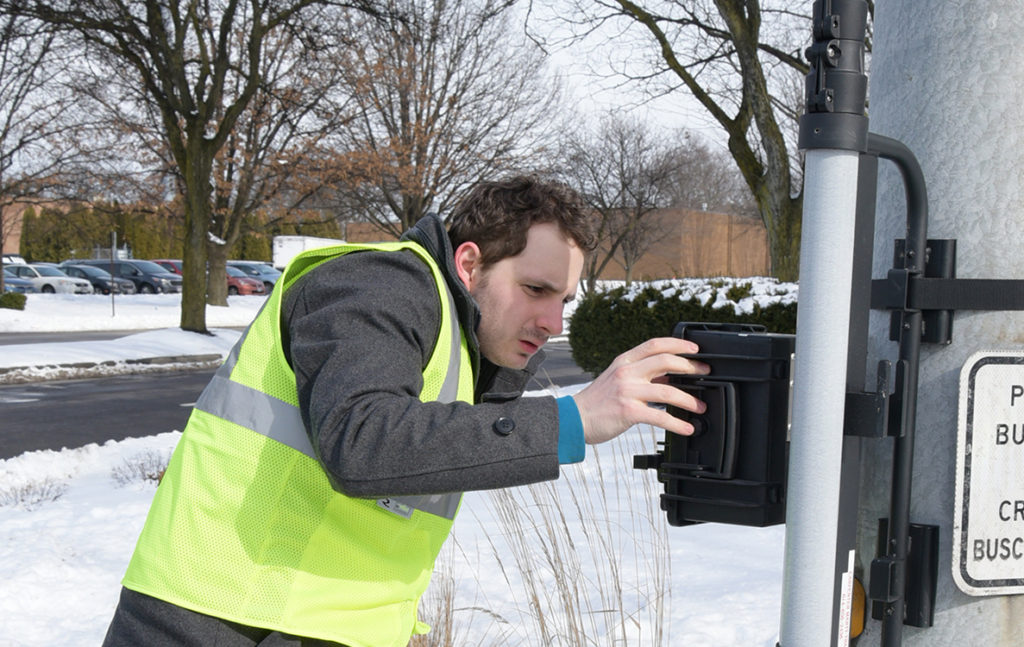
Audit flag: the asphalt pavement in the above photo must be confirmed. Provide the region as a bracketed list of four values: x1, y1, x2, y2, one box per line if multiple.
[0, 336, 590, 457]
[0, 371, 209, 458]
[0, 331, 589, 388]
[0, 331, 150, 345]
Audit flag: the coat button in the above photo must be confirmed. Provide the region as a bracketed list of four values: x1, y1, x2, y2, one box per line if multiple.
[493, 417, 515, 436]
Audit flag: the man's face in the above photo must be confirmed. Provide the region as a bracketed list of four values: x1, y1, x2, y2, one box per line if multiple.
[457, 222, 585, 370]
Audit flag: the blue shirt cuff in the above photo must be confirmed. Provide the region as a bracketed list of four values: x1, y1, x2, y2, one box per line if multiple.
[556, 396, 585, 464]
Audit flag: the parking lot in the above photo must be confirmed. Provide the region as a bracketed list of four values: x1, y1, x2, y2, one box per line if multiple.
[3, 257, 281, 296]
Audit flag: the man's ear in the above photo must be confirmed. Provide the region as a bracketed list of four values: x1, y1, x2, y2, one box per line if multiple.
[453, 241, 482, 290]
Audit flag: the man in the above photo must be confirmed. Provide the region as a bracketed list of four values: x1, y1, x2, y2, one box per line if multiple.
[102, 175, 708, 646]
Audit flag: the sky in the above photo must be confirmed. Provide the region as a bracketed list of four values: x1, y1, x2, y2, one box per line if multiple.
[0, 285, 795, 646]
[532, 3, 713, 135]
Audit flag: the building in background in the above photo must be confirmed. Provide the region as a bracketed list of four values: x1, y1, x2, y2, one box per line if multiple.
[7, 202, 770, 280]
[1, 204, 28, 257]
[595, 208, 770, 281]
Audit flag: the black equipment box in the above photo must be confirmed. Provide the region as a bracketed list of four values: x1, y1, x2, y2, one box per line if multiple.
[634, 322, 796, 527]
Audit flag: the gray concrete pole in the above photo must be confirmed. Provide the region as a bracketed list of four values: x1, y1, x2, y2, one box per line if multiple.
[857, 1, 1024, 643]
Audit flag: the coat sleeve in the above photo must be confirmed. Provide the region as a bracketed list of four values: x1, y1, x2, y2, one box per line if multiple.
[282, 249, 561, 498]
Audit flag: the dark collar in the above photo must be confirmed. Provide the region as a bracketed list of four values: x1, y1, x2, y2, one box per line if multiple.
[402, 215, 481, 377]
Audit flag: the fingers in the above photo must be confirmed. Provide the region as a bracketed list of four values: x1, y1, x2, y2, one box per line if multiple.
[645, 352, 710, 379]
[644, 407, 699, 437]
[647, 382, 706, 416]
[611, 337, 710, 380]
[638, 383, 707, 435]
[575, 337, 712, 445]
[616, 336, 699, 365]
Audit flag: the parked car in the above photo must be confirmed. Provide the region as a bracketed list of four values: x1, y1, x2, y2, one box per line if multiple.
[60, 263, 137, 295]
[1, 253, 27, 265]
[8, 263, 93, 294]
[2, 266, 37, 293]
[73, 259, 182, 294]
[153, 259, 267, 296]
[150, 259, 182, 275]
[227, 260, 281, 293]
[225, 265, 265, 295]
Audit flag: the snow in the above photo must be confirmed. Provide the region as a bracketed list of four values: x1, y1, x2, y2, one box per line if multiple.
[0, 294, 259, 382]
[0, 286, 790, 646]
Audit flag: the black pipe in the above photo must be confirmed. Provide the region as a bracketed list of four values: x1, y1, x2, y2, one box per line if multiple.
[866, 132, 929, 647]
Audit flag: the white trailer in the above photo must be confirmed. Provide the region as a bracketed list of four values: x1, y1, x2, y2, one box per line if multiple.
[271, 235, 345, 270]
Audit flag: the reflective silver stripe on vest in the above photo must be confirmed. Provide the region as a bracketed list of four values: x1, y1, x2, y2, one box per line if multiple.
[194, 264, 464, 520]
[198, 373, 316, 457]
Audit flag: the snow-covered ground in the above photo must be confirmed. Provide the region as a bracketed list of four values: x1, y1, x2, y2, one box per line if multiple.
[0, 283, 793, 646]
[0, 294, 259, 382]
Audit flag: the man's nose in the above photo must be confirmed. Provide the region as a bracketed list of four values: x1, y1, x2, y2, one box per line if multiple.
[537, 302, 564, 336]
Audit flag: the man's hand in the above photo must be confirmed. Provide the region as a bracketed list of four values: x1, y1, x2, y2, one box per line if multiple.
[572, 337, 710, 445]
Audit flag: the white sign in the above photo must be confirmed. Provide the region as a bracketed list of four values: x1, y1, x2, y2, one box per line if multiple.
[953, 351, 1024, 595]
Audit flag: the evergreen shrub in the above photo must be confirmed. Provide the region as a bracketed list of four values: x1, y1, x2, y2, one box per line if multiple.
[0, 292, 28, 310]
[567, 279, 797, 375]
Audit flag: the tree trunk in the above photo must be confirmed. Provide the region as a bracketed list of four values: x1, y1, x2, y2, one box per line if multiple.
[206, 242, 229, 307]
[180, 205, 209, 332]
[764, 193, 803, 282]
[179, 143, 213, 333]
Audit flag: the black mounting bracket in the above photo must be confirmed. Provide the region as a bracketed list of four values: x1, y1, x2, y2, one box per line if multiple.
[870, 520, 940, 629]
[870, 238, 1024, 345]
[849, 238, 1024, 440]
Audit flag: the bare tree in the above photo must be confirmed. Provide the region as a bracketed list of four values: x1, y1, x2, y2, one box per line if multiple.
[4, 0, 380, 332]
[318, 0, 563, 237]
[199, 20, 359, 306]
[549, 1, 819, 280]
[559, 112, 676, 290]
[0, 15, 89, 290]
[662, 134, 757, 218]
[615, 207, 668, 284]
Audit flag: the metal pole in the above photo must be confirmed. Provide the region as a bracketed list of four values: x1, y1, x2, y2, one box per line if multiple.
[110, 231, 116, 317]
[779, 2, 869, 645]
[780, 148, 860, 645]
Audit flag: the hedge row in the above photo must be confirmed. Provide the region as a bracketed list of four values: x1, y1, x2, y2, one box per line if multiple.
[0, 292, 28, 310]
[567, 279, 798, 375]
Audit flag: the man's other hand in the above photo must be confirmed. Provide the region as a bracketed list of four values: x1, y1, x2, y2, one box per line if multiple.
[572, 337, 710, 445]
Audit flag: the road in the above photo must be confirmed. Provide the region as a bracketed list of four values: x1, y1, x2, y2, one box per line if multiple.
[0, 330, 151, 345]
[0, 339, 589, 459]
[0, 371, 207, 458]
[528, 341, 593, 390]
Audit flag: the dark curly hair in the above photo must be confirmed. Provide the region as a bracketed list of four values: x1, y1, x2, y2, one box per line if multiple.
[447, 175, 597, 266]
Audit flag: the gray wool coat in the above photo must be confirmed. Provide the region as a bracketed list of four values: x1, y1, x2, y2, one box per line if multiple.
[281, 215, 563, 498]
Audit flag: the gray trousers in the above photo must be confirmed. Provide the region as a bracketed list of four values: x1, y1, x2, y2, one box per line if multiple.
[102, 588, 348, 647]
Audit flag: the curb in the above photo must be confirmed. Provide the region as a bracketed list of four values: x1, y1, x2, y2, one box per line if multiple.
[0, 354, 223, 384]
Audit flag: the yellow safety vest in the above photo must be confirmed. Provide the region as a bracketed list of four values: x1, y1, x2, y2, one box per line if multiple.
[122, 241, 475, 647]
